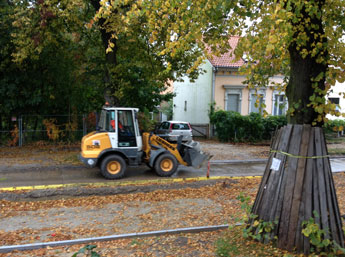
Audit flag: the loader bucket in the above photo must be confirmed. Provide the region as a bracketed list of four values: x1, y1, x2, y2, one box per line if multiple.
[182, 141, 211, 168]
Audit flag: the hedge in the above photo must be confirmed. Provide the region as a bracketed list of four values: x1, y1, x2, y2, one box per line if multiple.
[210, 110, 345, 143]
[210, 110, 287, 142]
[323, 119, 345, 134]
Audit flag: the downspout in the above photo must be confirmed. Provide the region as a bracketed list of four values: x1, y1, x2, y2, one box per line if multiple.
[210, 66, 217, 137]
[212, 67, 216, 104]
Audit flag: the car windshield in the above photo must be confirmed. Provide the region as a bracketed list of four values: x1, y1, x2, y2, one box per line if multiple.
[172, 123, 189, 130]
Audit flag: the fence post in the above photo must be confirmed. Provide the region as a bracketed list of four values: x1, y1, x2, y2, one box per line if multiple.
[18, 115, 23, 147]
[83, 114, 87, 136]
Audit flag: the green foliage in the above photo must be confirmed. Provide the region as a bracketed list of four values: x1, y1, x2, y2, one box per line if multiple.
[263, 115, 289, 139]
[160, 100, 173, 121]
[236, 193, 253, 217]
[210, 110, 287, 142]
[216, 237, 239, 257]
[236, 193, 278, 242]
[302, 211, 345, 256]
[323, 119, 345, 134]
[0, 0, 104, 120]
[137, 109, 157, 133]
[72, 244, 100, 257]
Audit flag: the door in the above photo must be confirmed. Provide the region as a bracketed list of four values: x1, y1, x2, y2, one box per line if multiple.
[117, 110, 137, 147]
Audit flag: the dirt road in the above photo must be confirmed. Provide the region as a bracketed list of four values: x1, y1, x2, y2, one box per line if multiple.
[0, 140, 344, 256]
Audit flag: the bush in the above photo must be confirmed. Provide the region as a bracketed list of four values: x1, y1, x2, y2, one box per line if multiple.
[210, 110, 287, 142]
[263, 115, 288, 139]
[323, 119, 345, 134]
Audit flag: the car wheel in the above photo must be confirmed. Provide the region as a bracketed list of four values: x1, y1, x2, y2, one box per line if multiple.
[154, 153, 178, 177]
[100, 155, 126, 179]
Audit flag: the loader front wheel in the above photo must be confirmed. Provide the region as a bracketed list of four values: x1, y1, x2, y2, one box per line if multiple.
[154, 153, 178, 177]
[101, 155, 126, 179]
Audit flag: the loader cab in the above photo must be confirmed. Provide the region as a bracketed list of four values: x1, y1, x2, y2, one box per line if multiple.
[98, 107, 142, 150]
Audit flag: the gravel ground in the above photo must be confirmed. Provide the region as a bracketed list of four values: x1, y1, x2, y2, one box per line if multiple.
[0, 139, 344, 257]
[0, 178, 257, 256]
[1, 173, 345, 257]
[198, 140, 270, 160]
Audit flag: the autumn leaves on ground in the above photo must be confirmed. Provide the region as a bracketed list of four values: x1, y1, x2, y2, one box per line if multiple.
[0, 141, 345, 257]
[0, 173, 344, 256]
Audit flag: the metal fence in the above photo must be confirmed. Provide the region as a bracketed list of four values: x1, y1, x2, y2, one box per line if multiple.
[0, 113, 98, 147]
[191, 124, 210, 138]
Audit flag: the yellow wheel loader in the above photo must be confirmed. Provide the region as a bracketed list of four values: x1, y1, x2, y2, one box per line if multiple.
[80, 107, 209, 179]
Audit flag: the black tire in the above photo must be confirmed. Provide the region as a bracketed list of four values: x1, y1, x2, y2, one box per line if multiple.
[154, 153, 178, 177]
[100, 155, 126, 179]
[145, 162, 153, 169]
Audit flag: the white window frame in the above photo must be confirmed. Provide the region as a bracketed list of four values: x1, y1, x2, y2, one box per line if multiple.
[249, 89, 266, 114]
[223, 85, 245, 113]
[272, 91, 288, 116]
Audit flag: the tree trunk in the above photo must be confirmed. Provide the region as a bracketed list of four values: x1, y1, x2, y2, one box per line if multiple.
[286, 0, 328, 126]
[90, 0, 119, 106]
[286, 47, 327, 125]
[250, 124, 344, 254]
[248, 1, 344, 254]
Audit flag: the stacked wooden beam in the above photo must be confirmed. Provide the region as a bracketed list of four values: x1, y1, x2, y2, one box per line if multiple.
[251, 124, 344, 254]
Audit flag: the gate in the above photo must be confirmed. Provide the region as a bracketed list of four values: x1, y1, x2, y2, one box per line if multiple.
[191, 124, 209, 139]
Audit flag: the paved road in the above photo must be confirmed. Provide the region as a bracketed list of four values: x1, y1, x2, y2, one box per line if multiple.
[0, 158, 344, 188]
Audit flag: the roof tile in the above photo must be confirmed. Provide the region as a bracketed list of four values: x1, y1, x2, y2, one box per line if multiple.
[208, 36, 245, 68]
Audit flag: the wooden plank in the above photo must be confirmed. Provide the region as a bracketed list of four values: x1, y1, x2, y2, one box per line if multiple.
[320, 131, 338, 243]
[278, 124, 303, 249]
[320, 130, 344, 245]
[327, 172, 345, 247]
[312, 156, 320, 226]
[286, 125, 311, 250]
[301, 130, 314, 254]
[259, 128, 288, 221]
[267, 125, 293, 216]
[314, 127, 330, 239]
[251, 126, 284, 215]
[266, 124, 293, 220]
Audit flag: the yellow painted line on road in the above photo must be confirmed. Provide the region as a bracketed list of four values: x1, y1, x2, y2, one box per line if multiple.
[0, 176, 261, 192]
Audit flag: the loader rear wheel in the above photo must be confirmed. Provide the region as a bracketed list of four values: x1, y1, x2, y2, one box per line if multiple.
[101, 155, 126, 179]
[154, 153, 178, 177]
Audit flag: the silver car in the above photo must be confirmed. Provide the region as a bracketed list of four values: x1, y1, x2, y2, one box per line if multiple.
[155, 121, 193, 142]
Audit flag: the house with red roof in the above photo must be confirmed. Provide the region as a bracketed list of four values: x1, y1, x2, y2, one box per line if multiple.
[172, 36, 287, 129]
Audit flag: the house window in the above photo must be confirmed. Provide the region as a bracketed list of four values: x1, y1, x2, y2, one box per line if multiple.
[329, 97, 340, 111]
[273, 94, 287, 116]
[227, 94, 240, 112]
[249, 93, 265, 114]
[329, 97, 340, 104]
[223, 85, 244, 114]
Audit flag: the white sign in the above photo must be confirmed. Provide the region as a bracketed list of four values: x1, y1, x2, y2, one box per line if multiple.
[271, 158, 281, 171]
[92, 140, 100, 146]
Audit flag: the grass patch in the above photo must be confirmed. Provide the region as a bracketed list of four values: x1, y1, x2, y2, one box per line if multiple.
[328, 148, 345, 155]
[216, 226, 291, 257]
[326, 135, 345, 144]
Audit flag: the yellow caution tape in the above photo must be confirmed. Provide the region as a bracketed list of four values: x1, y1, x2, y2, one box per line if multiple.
[270, 150, 330, 159]
[0, 176, 261, 192]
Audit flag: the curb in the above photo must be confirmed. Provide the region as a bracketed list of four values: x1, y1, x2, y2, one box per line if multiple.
[210, 159, 267, 164]
[0, 176, 261, 192]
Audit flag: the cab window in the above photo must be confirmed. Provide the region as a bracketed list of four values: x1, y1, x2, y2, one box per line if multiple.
[118, 110, 137, 147]
[98, 110, 115, 132]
